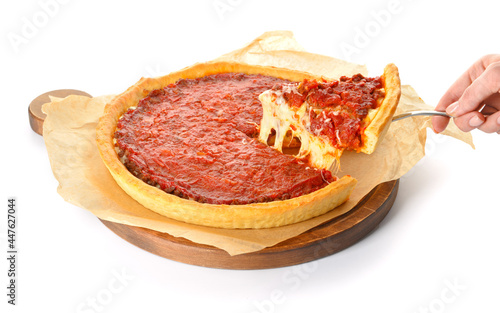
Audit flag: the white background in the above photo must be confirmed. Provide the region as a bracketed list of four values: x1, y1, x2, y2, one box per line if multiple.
[1, 0, 500, 312]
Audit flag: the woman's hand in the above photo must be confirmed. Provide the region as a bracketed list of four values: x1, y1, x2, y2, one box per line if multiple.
[432, 54, 500, 134]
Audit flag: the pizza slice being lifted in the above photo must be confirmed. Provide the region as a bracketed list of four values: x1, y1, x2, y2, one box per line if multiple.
[259, 64, 401, 171]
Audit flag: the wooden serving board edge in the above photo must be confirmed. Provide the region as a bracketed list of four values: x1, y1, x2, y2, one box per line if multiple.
[100, 180, 398, 270]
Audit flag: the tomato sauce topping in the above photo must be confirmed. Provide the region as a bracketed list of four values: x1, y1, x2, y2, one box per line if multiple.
[115, 73, 334, 205]
[277, 74, 384, 150]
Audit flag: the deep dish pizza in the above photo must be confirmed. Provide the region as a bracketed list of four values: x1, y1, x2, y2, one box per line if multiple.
[96, 61, 400, 229]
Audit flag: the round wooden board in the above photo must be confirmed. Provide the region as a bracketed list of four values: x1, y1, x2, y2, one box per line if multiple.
[29, 89, 399, 270]
[100, 180, 398, 270]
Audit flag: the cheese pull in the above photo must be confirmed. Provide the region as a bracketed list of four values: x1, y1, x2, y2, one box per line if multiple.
[259, 86, 341, 170]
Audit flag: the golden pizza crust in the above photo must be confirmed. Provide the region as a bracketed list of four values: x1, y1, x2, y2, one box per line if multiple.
[360, 64, 401, 154]
[96, 61, 358, 229]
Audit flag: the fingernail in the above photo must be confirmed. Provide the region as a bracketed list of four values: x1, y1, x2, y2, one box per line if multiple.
[446, 102, 459, 116]
[431, 123, 443, 134]
[469, 115, 484, 127]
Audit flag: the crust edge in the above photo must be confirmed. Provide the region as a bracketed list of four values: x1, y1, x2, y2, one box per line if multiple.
[360, 64, 401, 154]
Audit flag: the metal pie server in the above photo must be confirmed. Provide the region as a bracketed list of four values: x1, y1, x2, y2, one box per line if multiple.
[392, 110, 450, 121]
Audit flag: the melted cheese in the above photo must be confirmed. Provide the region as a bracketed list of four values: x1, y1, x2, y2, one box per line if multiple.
[258, 86, 342, 171]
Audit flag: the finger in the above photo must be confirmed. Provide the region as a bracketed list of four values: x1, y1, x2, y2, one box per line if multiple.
[477, 111, 500, 133]
[451, 112, 485, 132]
[435, 72, 473, 113]
[448, 61, 500, 117]
[431, 115, 450, 133]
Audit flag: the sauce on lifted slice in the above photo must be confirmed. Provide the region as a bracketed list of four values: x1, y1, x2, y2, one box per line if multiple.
[114, 73, 335, 205]
[302, 75, 383, 151]
[277, 74, 383, 151]
[259, 73, 386, 171]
